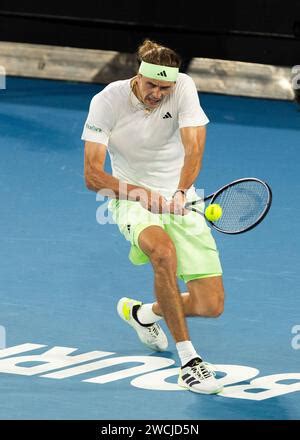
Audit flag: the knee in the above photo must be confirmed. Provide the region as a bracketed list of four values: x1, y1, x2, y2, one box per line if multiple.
[150, 241, 177, 269]
[206, 299, 224, 317]
[192, 295, 224, 318]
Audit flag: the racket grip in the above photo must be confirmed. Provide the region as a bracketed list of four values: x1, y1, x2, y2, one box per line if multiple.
[185, 199, 202, 208]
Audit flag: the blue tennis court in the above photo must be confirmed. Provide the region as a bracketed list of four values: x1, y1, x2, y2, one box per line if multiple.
[0, 76, 299, 420]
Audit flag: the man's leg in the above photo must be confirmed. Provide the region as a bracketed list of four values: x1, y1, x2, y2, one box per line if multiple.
[138, 225, 189, 342]
[151, 275, 224, 318]
[136, 225, 223, 394]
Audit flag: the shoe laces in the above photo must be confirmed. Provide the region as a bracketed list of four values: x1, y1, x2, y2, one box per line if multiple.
[147, 323, 159, 337]
[203, 362, 217, 377]
[191, 359, 214, 380]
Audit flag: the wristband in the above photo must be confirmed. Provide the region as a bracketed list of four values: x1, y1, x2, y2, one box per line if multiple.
[172, 189, 186, 197]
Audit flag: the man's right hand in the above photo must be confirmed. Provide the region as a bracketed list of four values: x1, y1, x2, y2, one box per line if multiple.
[138, 190, 170, 214]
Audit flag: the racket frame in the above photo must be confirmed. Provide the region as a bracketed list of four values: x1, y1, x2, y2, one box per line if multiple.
[185, 177, 272, 234]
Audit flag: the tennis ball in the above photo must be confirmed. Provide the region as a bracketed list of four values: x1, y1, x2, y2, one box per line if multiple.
[205, 204, 223, 221]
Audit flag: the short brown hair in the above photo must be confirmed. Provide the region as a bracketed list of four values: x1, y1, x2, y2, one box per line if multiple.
[137, 39, 181, 68]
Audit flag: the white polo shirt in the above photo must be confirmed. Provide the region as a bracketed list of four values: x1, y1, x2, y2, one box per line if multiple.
[81, 73, 209, 199]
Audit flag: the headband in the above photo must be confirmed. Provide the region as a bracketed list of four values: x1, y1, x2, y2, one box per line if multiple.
[138, 61, 179, 82]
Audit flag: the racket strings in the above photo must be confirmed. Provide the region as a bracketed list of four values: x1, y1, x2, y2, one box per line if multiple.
[212, 181, 269, 232]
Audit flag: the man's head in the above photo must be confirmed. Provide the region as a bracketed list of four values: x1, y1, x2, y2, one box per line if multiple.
[135, 39, 181, 109]
[135, 75, 175, 108]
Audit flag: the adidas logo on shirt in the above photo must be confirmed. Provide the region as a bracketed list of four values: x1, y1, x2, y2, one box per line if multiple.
[163, 112, 172, 119]
[157, 70, 167, 77]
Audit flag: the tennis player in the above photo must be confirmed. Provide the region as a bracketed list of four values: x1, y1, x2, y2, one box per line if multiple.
[83, 39, 224, 394]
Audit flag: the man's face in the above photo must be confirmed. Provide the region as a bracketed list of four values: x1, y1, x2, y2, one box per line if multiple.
[136, 75, 175, 108]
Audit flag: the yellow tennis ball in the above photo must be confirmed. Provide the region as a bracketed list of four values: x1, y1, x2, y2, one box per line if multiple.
[205, 204, 223, 221]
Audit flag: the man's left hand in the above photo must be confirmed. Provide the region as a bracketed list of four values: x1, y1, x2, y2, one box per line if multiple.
[168, 191, 189, 216]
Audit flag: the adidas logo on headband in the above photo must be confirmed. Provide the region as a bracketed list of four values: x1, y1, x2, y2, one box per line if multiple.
[139, 61, 179, 81]
[157, 70, 167, 77]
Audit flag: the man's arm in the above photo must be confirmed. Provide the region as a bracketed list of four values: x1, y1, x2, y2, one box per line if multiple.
[177, 125, 206, 192]
[84, 141, 168, 212]
[168, 126, 206, 215]
[84, 140, 146, 198]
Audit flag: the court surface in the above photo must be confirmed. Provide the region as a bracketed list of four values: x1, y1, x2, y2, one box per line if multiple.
[0, 76, 299, 420]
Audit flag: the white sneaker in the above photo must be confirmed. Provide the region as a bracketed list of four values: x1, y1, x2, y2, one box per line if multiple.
[117, 297, 168, 352]
[178, 357, 223, 394]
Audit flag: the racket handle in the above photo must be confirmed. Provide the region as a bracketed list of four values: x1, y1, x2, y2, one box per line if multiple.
[185, 199, 203, 208]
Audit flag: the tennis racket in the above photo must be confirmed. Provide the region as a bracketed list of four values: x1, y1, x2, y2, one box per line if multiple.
[185, 177, 272, 234]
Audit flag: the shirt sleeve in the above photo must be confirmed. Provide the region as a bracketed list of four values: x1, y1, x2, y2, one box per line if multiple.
[81, 92, 115, 146]
[177, 74, 209, 128]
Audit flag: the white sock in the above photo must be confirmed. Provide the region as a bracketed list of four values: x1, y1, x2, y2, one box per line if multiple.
[137, 303, 162, 325]
[176, 341, 200, 366]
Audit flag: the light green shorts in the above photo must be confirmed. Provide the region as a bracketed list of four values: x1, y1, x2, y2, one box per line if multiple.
[108, 199, 222, 282]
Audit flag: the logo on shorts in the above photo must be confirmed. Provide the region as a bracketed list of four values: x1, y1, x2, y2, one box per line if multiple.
[86, 123, 102, 133]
